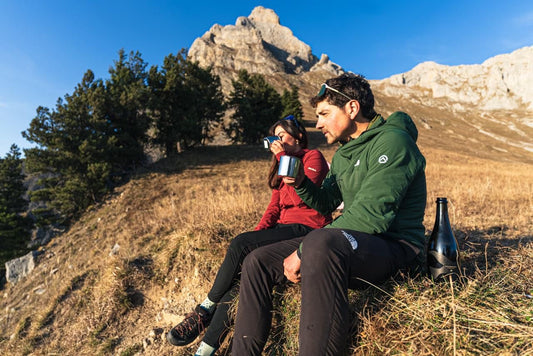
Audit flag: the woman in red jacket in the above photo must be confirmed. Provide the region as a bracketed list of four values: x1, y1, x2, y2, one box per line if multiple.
[167, 116, 331, 356]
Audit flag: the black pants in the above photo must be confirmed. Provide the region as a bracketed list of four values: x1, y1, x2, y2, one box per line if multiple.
[202, 223, 314, 349]
[231, 228, 417, 356]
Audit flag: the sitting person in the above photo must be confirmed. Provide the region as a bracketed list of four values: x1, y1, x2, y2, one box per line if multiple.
[231, 74, 427, 355]
[166, 115, 332, 356]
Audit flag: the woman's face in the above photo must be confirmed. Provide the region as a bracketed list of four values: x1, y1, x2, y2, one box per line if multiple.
[274, 125, 301, 154]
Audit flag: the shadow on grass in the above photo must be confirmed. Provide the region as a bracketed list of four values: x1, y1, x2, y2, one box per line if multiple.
[141, 124, 329, 178]
[143, 144, 273, 177]
[455, 226, 533, 276]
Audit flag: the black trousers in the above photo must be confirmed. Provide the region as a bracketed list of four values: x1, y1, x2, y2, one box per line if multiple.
[202, 223, 314, 349]
[231, 228, 417, 356]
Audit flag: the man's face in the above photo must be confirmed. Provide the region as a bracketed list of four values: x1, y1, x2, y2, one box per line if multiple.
[315, 100, 352, 144]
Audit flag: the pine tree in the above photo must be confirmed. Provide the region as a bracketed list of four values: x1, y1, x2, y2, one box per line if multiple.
[226, 70, 283, 144]
[281, 84, 304, 123]
[0, 145, 32, 268]
[181, 58, 225, 148]
[22, 50, 150, 221]
[23, 70, 109, 219]
[105, 49, 151, 170]
[148, 50, 225, 156]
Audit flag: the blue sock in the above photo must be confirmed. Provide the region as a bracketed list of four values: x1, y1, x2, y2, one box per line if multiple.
[199, 297, 216, 314]
[195, 341, 216, 356]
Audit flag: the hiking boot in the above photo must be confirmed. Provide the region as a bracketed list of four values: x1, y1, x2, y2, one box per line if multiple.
[167, 305, 213, 346]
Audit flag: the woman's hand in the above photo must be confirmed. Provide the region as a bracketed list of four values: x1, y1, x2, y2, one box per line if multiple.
[283, 250, 301, 283]
[270, 139, 285, 155]
[282, 164, 305, 187]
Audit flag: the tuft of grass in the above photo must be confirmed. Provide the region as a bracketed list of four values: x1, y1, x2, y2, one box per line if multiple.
[15, 316, 31, 339]
[120, 343, 143, 356]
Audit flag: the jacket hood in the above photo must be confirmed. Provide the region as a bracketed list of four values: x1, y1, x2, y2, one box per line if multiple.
[354, 111, 418, 143]
[384, 111, 418, 142]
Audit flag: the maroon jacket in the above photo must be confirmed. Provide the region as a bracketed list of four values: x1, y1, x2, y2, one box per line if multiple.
[255, 149, 332, 230]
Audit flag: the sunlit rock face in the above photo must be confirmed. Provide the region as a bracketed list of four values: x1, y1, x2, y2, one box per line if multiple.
[381, 46, 533, 111]
[188, 6, 343, 78]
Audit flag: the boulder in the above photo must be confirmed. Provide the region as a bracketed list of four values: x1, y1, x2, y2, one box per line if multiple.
[5, 251, 38, 284]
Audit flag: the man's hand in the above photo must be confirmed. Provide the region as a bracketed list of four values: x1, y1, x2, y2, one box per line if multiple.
[283, 250, 301, 283]
[282, 163, 305, 187]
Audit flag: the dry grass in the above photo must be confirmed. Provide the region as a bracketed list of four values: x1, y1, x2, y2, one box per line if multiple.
[0, 141, 532, 355]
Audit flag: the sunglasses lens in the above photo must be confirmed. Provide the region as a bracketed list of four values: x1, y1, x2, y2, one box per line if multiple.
[317, 84, 327, 97]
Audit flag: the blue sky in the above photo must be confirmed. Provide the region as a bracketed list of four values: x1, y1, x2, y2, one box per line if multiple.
[1, 0, 532, 156]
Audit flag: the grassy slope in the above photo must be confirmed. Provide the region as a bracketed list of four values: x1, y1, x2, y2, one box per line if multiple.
[1, 126, 532, 355]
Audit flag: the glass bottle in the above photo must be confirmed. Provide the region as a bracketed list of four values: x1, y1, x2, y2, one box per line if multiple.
[427, 197, 461, 281]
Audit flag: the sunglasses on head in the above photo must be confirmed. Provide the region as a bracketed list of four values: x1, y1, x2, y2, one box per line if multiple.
[317, 83, 354, 101]
[283, 115, 301, 129]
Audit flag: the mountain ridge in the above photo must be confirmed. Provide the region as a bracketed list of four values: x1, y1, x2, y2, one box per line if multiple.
[380, 45, 533, 111]
[187, 6, 533, 164]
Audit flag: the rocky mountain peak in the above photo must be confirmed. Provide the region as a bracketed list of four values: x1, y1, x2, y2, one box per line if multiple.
[248, 6, 280, 24]
[187, 6, 343, 83]
[380, 46, 533, 111]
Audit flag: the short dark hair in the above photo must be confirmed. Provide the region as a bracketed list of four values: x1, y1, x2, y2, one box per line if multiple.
[310, 73, 377, 119]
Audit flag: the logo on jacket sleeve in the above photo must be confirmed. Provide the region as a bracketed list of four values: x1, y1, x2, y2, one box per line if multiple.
[378, 155, 388, 164]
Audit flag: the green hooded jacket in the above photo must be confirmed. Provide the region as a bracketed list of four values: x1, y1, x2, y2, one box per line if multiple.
[295, 111, 427, 265]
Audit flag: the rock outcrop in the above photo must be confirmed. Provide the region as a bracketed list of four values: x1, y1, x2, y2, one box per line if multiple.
[5, 251, 38, 284]
[188, 6, 343, 83]
[380, 46, 533, 111]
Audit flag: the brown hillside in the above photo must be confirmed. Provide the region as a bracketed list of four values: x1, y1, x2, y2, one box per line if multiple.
[1, 130, 532, 355]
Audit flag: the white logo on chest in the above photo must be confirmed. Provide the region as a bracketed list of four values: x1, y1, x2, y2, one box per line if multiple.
[378, 155, 388, 164]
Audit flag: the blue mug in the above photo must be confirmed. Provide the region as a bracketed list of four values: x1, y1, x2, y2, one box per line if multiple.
[263, 136, 281, 150]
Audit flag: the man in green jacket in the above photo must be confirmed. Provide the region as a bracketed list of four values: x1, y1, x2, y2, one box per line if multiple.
[231, 73, 427, 355]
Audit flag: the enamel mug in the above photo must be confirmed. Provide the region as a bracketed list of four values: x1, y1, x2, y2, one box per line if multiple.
[278, 155, 301, 178]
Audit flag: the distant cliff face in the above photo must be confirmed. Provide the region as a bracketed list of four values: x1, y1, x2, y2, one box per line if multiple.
[380, 46, 533, 111]
[188, 6, 343, 82]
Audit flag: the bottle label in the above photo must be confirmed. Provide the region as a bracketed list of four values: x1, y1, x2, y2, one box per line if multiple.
[428, 250, 459, 280]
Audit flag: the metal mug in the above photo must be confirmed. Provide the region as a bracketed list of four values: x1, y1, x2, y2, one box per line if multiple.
[263, 136, 281, 150]
[278, 155, 301, 178]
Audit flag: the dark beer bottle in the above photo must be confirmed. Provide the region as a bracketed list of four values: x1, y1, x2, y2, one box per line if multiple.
[427, 197, 460, 281]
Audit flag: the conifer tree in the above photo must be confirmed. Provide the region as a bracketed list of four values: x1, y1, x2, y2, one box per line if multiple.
[281, 84, 304, 123]
[0, 145, 32, 266]
[181, 58, 225, 148]
[226, 70, 283, 144]
[105, 49, 150, 169]
[148, 50, 224, 156]
[23, 71, 106, 219]
[22, 50, 150, 221]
